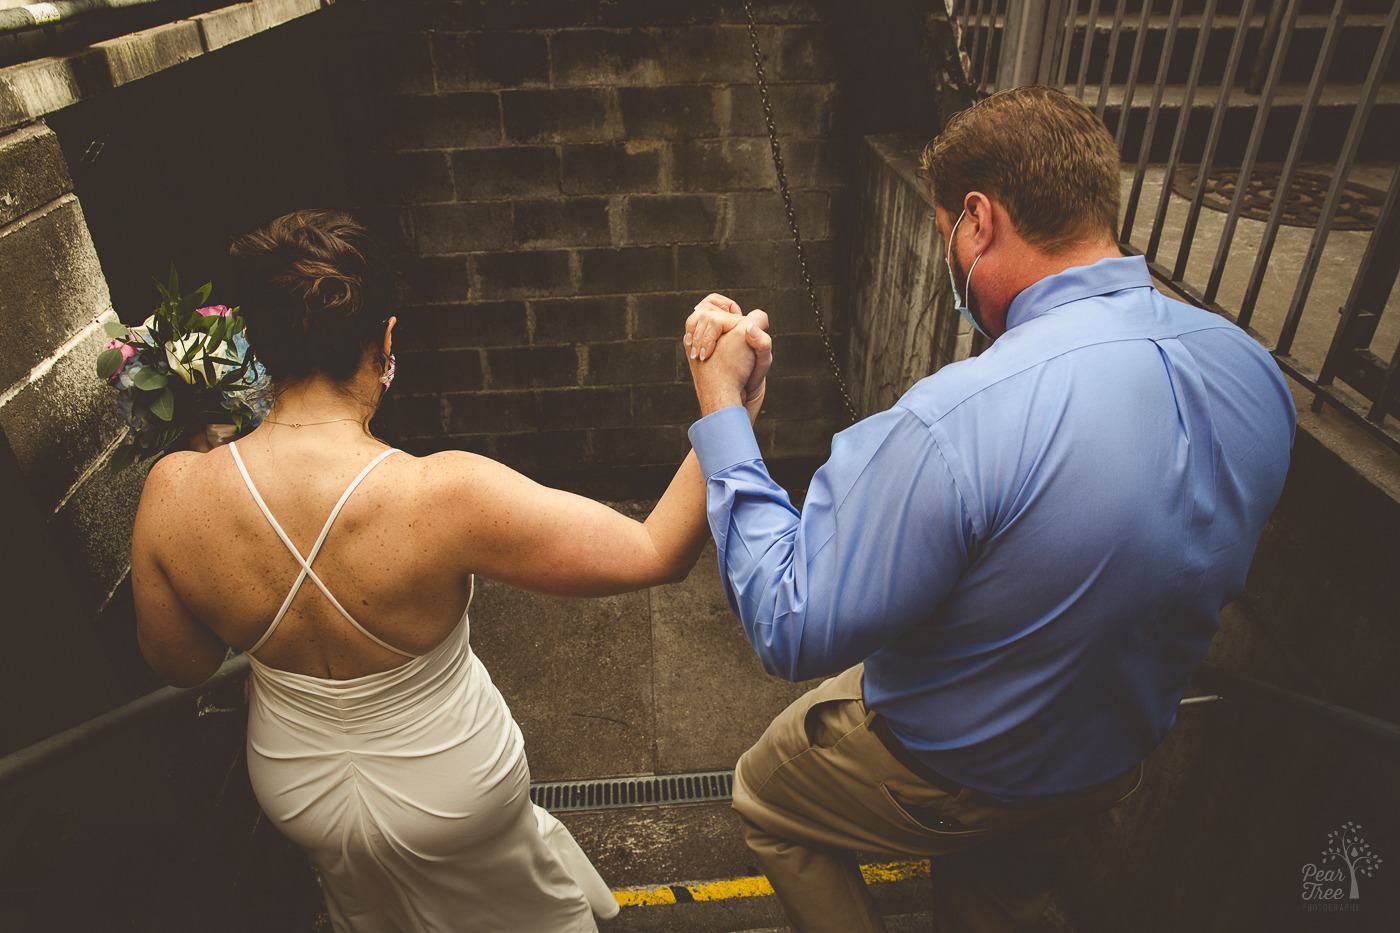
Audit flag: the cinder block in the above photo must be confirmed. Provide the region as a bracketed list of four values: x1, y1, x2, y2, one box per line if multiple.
[391, 93, 502, 150]
[495, 428, 593, 472]
[658, 26, 755, 84]
[622, 194, 721, 245]
[0, 124, 71, 228]
[550, 29, 665, 87]
[0, 322, 124, 511]
[775, 236, 840, 287]
[514, 198, 613, 249]
[531, 296, 629, 345]
[534, 387, 632, 430]
[471, 249, 574, 300]
[48, 450, 148, 617]
[351, 31, 436, 96]
[381, 151, 455, 203]
[394, 349, 486, 395]
[410, 202, 514, 254]
[768, 332, 845, 376]
[767, 24, 838, 81]
[452, 147, 561, 199]
[560, 142, 666, 196]
[445, 390, 539, 434]
[430, 1, 610, 31]
[714, 1, 828, 25]
[583, 339, 681, 386]
[391, 395, 448, 437]
[95, 20, 204, 87]
[433, 32, 550, 90]
[407, 255, 473, 305]
[777, 139, 844, 188]
[676, 242, 777, 291]
[771, 415, 841, 459]
[395, 302, 530, 351]
[617, 86, 720, 139]
[577, 246, 675, 296]
[484, 345, 581, 389]
[761, 375, 842, 419]
[722, 190, 830, 241]
[632, 382, 700, 425]
[589, 424, 691, 466]
[195, 0, 324, 53]
[0, 197, 111, 391]
[725, 83, 837, 137]
[674, 138, 773, 192]
[502, 88, 621, 144]
[628, 292, 705, 339]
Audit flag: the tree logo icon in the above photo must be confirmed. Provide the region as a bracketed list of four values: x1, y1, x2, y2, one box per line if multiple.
[1302, 822, 1383, 907]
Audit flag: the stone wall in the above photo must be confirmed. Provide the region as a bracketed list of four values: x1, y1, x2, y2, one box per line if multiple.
[847, 133, 978, 417]
[338, 0, 938, 491]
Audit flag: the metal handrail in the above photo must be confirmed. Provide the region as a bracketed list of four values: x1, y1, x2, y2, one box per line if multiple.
[1, 650, 1397, 792]
[0, 653, 249, 786]
[1194, 661, 1400, 751]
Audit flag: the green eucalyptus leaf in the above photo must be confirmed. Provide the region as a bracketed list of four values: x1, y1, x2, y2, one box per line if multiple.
[130, 368, 168, 390]
[166, 263, 179, 297]
[109, 443, 139, 473]
[150, 387, 176, 421]
[196, 282, 213, 305]
[104, 321, 131, 338]
[96, 347, 124, 380]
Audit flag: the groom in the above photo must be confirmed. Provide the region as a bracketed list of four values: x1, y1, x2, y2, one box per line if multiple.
[682, 85, 1295, 932]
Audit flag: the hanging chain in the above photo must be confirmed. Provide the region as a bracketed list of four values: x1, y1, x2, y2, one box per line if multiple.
[743, 0, 859, 424]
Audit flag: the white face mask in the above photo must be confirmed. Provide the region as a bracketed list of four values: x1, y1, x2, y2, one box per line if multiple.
[946, 209, 988, 339]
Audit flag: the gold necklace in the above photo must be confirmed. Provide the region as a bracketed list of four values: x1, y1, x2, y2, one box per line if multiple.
[263, 417, 365, 429]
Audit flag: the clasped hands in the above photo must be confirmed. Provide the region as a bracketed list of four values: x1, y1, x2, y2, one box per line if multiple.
[684, 293, 773, 421]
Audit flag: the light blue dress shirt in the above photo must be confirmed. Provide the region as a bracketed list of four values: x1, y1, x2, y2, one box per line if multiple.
[688, 256, 1295, 797]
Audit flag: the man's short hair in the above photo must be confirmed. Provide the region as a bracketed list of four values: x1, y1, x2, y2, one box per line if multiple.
[921, 86, 1122, 253]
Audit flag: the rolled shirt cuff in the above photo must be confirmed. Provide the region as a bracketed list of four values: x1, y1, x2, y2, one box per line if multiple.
[688, 405, 762, 478]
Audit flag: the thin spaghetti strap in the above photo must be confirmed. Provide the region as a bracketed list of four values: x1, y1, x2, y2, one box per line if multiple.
[230, 442, 413, 658]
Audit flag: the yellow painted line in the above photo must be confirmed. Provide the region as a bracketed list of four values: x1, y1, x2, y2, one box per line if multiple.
[610, 859, 930, 909]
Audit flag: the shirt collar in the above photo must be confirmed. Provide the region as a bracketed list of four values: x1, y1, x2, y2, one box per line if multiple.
[1004, 255, 1153, 332]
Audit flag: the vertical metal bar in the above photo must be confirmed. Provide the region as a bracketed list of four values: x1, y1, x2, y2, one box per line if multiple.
[1275, 4, 1397, 356]
[1317, 168, 1400, 388]
[1040, 0, 1072, 84]
[969, 0, 988, 82]
[978, 0, 1000, 90]
[1122, 0, 1187, 242]
[1204, 0, 1303, 304]
[1075, 0, 1104, 99]
[1173, 0, 1259, 280]
[1113, 0, 1156, 154]
[1371, 329, 1400, 423]
[1146, 0, 1219, 261]
[1057, 0, 1079, 86]
[1096, 0, 1129, 117]
[1236, 0, 1352, 330]
[1247, 0, 1287, 95]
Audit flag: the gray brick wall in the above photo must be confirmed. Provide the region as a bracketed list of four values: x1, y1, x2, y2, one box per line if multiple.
[0, 122, 135, 753]
[344, 0, 902, 488]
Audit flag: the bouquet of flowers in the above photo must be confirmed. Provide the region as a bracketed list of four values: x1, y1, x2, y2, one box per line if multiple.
[96, 266, 271, 471]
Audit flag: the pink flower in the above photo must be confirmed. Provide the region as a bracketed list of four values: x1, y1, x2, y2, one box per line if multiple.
[197, 304, 233, 317]
[106, 338, 138, 383]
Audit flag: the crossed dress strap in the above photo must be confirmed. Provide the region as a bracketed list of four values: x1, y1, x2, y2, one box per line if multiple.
[228, 441, 413, 658]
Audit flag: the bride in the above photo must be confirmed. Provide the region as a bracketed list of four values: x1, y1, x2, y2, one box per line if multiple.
[130, 209, 768, 931]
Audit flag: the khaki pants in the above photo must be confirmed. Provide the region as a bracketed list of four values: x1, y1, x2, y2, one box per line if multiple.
[732, 665, 1142, 933]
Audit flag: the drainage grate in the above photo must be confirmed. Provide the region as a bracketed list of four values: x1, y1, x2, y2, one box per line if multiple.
[1172, 166, 1384, 231]
[530, 770, 735, 813]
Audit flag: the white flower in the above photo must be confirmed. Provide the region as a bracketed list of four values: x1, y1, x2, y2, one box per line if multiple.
[165, 333, 207, 385]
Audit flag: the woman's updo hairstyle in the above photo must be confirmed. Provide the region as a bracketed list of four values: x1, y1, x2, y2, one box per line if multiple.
[229, 210, 395, 384]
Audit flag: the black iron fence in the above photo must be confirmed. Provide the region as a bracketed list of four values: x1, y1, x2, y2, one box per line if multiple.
[955, 0, 1400, 453]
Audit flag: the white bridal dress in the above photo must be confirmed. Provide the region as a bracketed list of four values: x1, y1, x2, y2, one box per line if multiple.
[228, 442, 618, 932]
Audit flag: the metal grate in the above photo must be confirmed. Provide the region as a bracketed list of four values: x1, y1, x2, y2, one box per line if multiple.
[530, 770, 735, 813]
[1172, 167, 1386, 232]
